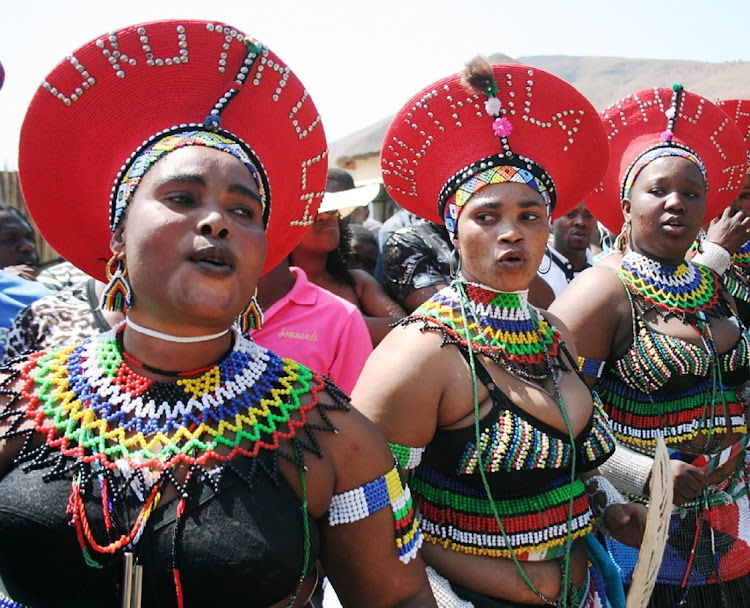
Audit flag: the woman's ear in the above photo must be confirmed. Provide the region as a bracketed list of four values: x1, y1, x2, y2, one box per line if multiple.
[110, 224, 125, 257]
[621, 198, 631, 224]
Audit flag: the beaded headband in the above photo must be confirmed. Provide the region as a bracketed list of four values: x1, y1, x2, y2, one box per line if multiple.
[621, 144, 706, 200]
[19, 20, 328, 281]
[443, 164, 551, 238]
[112, 129, 268, 230]
[381, 60, 609, 226]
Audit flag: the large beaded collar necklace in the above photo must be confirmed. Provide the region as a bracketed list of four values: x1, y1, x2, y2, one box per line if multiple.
[402, 279, 567, 386]
[619, 250, 728, 323]
[1, 325, 347, 601]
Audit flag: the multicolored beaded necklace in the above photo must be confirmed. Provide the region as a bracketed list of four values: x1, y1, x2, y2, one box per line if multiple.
[725, 240, 750, 303]
[2, 326, 347, 608]
[404, 280, 566, 387]
[619, 250, 729, 323]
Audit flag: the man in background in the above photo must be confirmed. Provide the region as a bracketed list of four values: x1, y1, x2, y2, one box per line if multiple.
[537, 202, 596, 299]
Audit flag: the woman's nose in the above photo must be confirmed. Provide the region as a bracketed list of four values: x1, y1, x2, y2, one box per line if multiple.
[198, 210, 229, 239]
[497, 221, 522, 242]
[663, 191, 687, 211]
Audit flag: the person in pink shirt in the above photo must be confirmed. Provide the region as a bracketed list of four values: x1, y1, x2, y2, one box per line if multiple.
[253, 258, 372, 394]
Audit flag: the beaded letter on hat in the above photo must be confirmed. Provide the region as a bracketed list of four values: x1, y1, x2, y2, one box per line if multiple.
[18, 19, 328, 280]
[587, 86, 746, 234]
[380, 60, 609, 226]
[716, 99, 750, 170]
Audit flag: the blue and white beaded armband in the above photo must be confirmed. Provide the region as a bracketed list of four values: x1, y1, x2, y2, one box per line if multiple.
[328, 465, 423, 563]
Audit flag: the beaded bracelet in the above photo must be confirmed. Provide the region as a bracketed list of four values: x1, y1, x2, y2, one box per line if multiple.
[598, 443, 653, 497]
[693, 240, 731, 275]
[583, 474, 627, 537]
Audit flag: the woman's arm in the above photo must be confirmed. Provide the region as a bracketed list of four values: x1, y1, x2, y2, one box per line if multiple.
[316, 402, 436, 607]
[351, 270, 407, 346]
[548, 266, 628, 388]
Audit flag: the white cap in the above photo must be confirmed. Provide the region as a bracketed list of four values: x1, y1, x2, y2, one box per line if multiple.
[318, 183, 382, 216]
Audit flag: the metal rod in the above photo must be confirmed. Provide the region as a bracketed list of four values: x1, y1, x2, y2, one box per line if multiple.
[121, 552, 134, 608]
[131, 564, 143, 608]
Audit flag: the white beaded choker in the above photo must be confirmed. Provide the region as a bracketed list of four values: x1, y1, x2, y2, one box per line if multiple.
[125, 317, 230, 343]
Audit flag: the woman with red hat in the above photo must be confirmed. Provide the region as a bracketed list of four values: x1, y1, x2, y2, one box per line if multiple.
[691, 99, 750, 328]
[0, 19, 434, 608]
[550, 86, 750, 606]
[344, 57, 647, 608]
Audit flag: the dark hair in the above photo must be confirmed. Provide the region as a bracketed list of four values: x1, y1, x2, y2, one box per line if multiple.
[348, 224, 377, 248]
[326, 168, 355, 193]
[0, 205, 26, 219]
[325, 216, 355, 287]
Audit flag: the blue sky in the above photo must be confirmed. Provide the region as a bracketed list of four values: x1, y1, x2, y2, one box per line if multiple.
[1, 0, 747, 168]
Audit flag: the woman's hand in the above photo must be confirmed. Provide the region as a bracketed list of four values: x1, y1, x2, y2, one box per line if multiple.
[703, 206, 750, 255]
[666, 460, 706, 507]
[603, 502, 648, 548]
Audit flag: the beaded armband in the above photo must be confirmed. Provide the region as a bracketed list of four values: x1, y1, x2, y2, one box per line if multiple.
[328, 465, 423, 563]
[583, 474, 627, 537]
[388, 442, 425, 470]
[577, 356, 606, 380]
[692, 241, 731, 275]
[598, 443, 653, 498]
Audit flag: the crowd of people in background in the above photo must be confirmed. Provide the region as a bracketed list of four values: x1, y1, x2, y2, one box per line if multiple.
[1, 16, 750, 608]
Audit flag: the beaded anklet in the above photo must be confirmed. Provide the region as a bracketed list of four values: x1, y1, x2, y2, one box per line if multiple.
[328, 464, 423, 563]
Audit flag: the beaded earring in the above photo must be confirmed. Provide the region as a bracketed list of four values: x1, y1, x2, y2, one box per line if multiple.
[238, 289, 263, 332]
[614, 221, 630, 252]
[100, 255, 132, 312]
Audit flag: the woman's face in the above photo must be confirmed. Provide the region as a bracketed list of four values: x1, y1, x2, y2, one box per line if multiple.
[111, 146, 265, 333]
[295, 210, 340, 255]
[623, 156, 706, 266]
[454, 182, 550, 292]
[731, 172, 750, 214]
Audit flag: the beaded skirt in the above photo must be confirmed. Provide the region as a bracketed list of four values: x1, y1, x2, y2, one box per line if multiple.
[607, 468, 750, 604]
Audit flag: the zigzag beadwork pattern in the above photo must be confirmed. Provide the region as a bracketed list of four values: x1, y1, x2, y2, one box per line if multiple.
[17, 328, 329, 472]
[404, 282, 563, 383]
[619, 251, 720, 314]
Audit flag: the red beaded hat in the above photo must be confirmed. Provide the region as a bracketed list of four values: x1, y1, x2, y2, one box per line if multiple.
[587, 86, 746, 234]
[716, 99, 750, 164]
[18, 19, 328, 280]
[380, 61, 609, 225]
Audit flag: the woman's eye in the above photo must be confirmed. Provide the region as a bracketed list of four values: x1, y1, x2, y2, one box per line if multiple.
[232, 206, 253, 218]
[166, 194, 195, 206]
